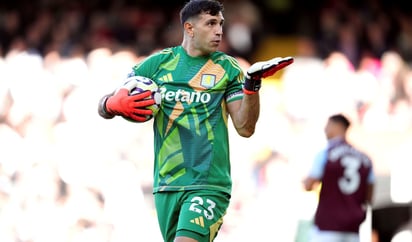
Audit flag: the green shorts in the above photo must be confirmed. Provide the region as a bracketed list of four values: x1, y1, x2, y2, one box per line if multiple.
[154, 190, 230, 242]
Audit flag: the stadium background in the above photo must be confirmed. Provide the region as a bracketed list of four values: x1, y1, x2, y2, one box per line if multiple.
[0, 0, 412, 241]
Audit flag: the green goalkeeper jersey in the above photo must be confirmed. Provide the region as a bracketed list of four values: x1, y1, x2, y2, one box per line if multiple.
[131, 46, 244, 194]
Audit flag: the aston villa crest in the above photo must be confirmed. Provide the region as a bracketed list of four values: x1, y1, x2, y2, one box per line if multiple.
[200, 74, 216, 88]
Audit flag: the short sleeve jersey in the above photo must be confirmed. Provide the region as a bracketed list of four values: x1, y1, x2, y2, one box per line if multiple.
[130, 46, 244, 194]
[313, 138, 374, 232]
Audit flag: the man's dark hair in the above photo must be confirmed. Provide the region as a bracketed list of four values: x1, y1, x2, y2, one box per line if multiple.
[329, 114, 351, 130]
[180, 0, 224, 25]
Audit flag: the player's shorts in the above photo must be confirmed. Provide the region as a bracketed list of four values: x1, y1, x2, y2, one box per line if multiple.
[154, 189, 230, 242]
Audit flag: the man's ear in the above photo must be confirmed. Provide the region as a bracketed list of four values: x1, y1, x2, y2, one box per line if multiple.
[184, 22, 194, 37]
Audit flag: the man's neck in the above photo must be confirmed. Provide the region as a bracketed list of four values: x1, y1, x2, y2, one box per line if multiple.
[181, 39, 208, 57]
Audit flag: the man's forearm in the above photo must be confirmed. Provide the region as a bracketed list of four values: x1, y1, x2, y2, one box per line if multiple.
[236, 93, 260, 137]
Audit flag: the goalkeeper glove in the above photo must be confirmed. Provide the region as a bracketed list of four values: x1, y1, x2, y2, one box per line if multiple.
[105, 88, 155, 122]
[243, 56, 294, 95]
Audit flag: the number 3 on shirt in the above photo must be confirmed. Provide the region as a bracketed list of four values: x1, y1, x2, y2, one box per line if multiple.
[189, 196, 216, 220]
[339, 156, 361, 194]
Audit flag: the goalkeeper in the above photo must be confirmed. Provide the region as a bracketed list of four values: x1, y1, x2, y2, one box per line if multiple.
[97, 0, 293, 241]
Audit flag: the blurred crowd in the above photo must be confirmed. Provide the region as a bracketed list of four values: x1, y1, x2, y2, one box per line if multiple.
[0, 0, 262, 61]
[1, 0, 412, 242]
[294, 0, 412, 68]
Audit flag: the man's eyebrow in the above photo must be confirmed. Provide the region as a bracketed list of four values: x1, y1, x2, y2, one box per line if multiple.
[208, 17, 224, 23]
[206, 18, 219, 23]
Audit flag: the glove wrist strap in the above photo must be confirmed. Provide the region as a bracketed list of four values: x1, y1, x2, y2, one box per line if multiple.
[98, 95, 116, 119]
[243, 76, 261, 95]
[243, 88, 258, 95]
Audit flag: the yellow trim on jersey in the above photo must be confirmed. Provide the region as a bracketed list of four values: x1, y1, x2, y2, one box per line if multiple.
[209, 215, 224, 242]
[221, 101, 228, 126]
[166, 102, 185, 135]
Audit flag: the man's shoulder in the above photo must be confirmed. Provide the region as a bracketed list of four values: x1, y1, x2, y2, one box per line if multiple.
[345, 142, 371, 159]
[211, 51, 243, 73]
[212, 51, 237, 62]
[138, 46, 180, 67]
[149, 46, 178, 57]
[329, 140, 373, 165]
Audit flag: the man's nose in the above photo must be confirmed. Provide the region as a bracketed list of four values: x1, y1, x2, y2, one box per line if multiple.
[215, 26, 223, 36]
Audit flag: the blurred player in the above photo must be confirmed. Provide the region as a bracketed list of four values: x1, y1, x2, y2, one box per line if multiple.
[304, 114, 375, 242]
[98, 0, 293, 241]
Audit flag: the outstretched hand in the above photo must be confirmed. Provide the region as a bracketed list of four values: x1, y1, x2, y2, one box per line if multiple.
[243, 56, 294, 94]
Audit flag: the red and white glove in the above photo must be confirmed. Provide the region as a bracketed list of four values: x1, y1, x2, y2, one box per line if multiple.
[243, 56, 294, 95]
[105, 88, 155, 122]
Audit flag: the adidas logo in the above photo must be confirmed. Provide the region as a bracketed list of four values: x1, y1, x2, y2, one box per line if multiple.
[190, 216, 204, 227]
[159, 73, 173, 82]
